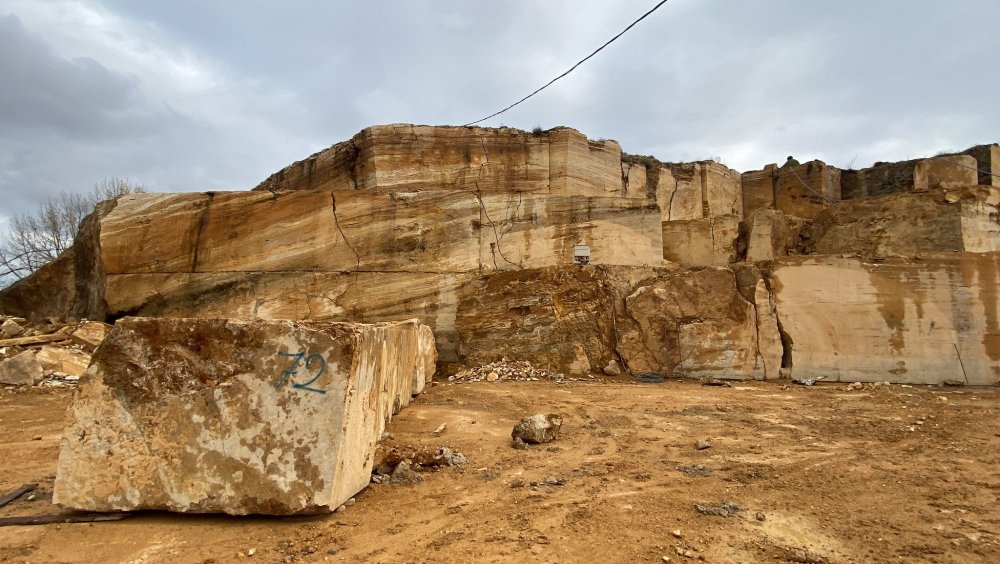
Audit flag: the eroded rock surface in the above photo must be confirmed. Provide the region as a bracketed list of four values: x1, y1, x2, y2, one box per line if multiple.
[456, 265, 774, 380]
[53, 317, 436, 515]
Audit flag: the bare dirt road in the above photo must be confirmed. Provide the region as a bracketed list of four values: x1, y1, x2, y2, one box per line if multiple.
[1, 380, 998, 563]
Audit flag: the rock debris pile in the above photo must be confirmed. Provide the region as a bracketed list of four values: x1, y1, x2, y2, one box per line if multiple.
[0, 316, 109, 388]
[371, 445, 468, 484]
[448, 359, 575, 383]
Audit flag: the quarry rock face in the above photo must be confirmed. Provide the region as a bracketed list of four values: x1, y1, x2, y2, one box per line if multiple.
[770, 254, 1000, 384]
[53, 317, 436, 515]
[254, 125, 626, 198]
[801, 186, 1000, 257]
[2, 124, 1000, 385]
[456, 265, 774, 380]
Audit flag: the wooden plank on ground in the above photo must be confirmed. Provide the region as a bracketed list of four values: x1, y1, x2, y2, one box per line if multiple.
[0, 334, 68, 347]
[0, 484, 37, 508]
[0, 512, 130, 527]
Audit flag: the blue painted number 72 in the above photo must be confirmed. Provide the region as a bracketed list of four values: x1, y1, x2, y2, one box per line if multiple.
[276, 352, 327, 394]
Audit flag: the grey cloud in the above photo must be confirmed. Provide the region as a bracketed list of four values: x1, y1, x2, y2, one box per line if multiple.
[1, 0, 998, 230]
[0, 14, 171, 139]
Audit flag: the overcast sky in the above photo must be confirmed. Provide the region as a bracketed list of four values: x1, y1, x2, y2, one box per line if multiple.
[1, 0, 998, 227]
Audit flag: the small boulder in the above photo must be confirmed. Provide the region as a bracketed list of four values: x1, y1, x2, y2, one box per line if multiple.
[0, 351, 44, 386]
[1, 319, 24, 338]
[511, 413, 563, 445]
[390, 461, 423, 486]
[603, 360, 621, 376]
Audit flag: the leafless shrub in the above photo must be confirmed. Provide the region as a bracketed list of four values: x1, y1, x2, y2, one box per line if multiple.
[0, 178, 145, 286]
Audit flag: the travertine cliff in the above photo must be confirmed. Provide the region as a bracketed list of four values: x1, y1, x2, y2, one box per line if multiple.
[2, 125, 998, 384]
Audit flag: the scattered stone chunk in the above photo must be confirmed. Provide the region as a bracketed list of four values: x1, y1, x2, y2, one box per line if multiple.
[696, 440, 712, 450]
[69, 322, 112, 352]
[677, 464, 712, 477]
[1, 319, 24, 338]
[511, 413, 563, 445]
[35, 346, 91, 377]
[695, 501, 744, 517]
[603, 360, 621, 376]
[53, 317, 436, 515]
[846, 382, 864, 391]
[0, 351, 44, 386]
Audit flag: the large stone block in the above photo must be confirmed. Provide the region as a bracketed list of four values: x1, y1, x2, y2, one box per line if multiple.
[959, 144, 1000, 187]
[0, 351, 44, 385]
[769, 254, 1000, 384]
[743, 161, 840, 220]
[773, 161, 840, 219]
[741, 166, 777, 218]
[53, 317, 436, 515]
[636, 161, 743, 223]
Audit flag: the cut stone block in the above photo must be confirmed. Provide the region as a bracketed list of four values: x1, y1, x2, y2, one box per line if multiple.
[740, 209, 805, 262]
[53, 317, 436, 515]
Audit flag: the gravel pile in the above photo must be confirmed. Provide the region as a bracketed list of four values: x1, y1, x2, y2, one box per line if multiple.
[448, 359, 572, 383]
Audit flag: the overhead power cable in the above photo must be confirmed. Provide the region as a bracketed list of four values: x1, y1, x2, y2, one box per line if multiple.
[461, 0, 671, 127]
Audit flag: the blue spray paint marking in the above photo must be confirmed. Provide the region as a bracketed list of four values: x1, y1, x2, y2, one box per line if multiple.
[276, 351, 327, 394]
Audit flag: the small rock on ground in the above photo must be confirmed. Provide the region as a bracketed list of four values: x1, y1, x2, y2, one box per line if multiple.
[511, 413, 563, 444]
[390, 461, 423, 486]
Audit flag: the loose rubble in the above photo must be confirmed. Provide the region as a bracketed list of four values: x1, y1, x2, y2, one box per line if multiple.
[695, 501, 744, 517]
[449, 359, 570, 383]
[371, 444, 468, 485]
[0, 315, 111, 389]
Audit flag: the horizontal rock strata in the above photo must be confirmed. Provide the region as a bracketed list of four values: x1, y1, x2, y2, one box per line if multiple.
[2, 125, 999, 386]
[53, 317, 435, 515]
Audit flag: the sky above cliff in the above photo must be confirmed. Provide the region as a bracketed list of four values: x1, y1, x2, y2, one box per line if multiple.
[1, 0, 998, 225]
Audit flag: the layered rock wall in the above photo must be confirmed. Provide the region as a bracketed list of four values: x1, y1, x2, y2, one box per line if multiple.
[841, 155, 979, 199]
[254, 125, 626, 198]
[3, 124, 1000, 385]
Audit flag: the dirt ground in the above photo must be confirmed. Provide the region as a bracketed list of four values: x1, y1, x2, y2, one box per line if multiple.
[1, 379, 999, 563]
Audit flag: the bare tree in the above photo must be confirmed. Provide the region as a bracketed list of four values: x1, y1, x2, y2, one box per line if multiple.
[0, 178, 146, 286]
